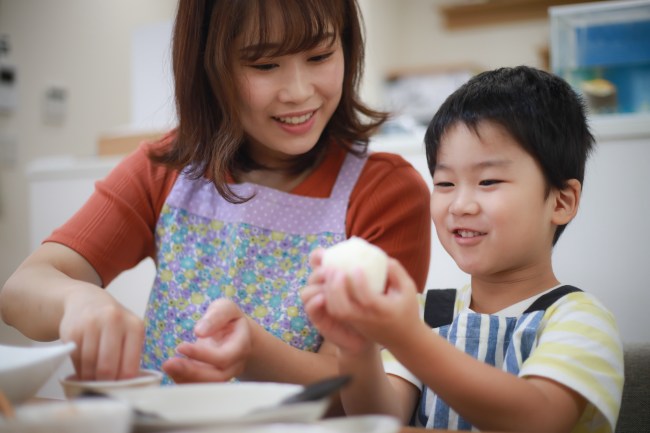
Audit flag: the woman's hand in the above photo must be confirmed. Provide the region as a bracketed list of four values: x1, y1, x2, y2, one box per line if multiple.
[59, 286, 144, 381]
[162, 298, 253, 383]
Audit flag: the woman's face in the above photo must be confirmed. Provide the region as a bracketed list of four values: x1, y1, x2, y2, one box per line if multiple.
[232, 26, 345, 168]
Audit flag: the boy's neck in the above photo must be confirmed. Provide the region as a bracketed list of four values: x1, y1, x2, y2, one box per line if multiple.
[469, 269, 560, 314]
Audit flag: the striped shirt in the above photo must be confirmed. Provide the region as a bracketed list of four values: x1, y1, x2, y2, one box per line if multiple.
[384, 285, 624, 432]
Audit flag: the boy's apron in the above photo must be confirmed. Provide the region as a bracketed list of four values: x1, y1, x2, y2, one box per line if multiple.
[141, 152, 367, 382]
[416, 285, 582, 430]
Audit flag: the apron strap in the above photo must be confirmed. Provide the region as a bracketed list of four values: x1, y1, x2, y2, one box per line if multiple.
[523, 285, 583, 313]
[423, 289, 457, 328]
[329, 145, 368, 200]
[423, 285, 583, 329]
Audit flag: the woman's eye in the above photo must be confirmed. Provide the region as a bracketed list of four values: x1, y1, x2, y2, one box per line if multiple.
[309, 52, 333, 62]
[479, 179, 502, 186]
[250, 63, 277, 71]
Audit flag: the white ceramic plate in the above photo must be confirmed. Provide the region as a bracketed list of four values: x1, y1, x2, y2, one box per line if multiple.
[0, 342, 76, 404]
[167, 415, 401, 433]
[0, 399, 132, 433]
[106, 382, 330, 432]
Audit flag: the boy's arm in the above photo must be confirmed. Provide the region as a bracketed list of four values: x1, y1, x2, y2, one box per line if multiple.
[337, 345, 419, 423]
[389, 321, 586, 433]
[332, 260, 590, 433]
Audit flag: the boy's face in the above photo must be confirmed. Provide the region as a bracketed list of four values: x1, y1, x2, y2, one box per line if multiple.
[430, 121, 558, 279]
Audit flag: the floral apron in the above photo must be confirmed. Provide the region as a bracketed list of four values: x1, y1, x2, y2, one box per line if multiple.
[416, 285, 582, 430]
[141, 152, 367, 383]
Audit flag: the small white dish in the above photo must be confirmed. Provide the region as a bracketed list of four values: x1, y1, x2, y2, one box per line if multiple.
[0, 399, 132, 433]
[59, 368, 163, 398]
[106, 381, 330, 432]
[0, 342, 76, 404]
[167, 415, 401, 433]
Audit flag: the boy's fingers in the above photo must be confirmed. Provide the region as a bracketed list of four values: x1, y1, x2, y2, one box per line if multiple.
[309, 248, 324, 267]
[386, 258, 416, 294]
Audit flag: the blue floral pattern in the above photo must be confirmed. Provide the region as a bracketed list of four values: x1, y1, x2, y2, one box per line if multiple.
[142, 205, 344, 379]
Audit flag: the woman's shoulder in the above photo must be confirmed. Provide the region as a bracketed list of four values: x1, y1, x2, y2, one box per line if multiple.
[363, 149, 427, 176]
[103, 131, 180, 208]
[122, 131, 179, 174]
[366, 150, 419, 169]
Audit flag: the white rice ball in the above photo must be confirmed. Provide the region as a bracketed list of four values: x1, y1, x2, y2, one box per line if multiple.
[321, 237, 388, 294]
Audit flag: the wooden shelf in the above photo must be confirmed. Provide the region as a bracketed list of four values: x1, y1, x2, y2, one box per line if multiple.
[439, 0, 605, 29]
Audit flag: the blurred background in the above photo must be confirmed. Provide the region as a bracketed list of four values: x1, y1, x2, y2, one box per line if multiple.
[1, 0, 649, 355]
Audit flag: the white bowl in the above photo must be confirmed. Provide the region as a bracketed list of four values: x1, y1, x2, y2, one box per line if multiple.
[0, 399, 132, 433]
[107, 381, 330, 432]
[0, 342, 76, 404]
[59, 369, 163, 398]
[187, 415, 401, 433]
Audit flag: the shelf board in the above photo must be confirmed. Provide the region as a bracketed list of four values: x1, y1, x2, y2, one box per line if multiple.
[439, 0, 605, 29]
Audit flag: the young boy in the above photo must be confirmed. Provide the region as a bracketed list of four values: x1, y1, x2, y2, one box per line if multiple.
[301, 66, 624, 432]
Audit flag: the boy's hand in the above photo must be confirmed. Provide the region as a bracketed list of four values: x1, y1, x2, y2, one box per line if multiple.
[162, 299, 252, 383]
[301, 249, 372, 354]
[320, 257, 421, 351]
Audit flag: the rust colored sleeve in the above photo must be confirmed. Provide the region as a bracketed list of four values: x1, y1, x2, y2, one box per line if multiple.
[347, 152, 432, 292]
[45, 139, 179, 286]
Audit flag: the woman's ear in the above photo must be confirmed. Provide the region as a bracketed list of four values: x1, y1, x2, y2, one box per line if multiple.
[551, 179, 581, 226]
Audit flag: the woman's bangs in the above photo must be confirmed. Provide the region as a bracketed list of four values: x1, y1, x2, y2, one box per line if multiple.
[238, 0, 344, 60]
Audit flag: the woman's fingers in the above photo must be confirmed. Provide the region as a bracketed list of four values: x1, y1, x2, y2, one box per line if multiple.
[194, 299, 242, 338]
[79, 325, 100, 380]
[119, 318, 145, 379]
[163, 357, 241, 383]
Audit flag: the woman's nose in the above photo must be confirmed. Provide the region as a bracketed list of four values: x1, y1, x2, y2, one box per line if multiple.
[278, 63, 313, 103]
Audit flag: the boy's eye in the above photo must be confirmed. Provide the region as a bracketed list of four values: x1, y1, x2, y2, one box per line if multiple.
[433, 181, 454, 188]
[479, 179, 502, 186]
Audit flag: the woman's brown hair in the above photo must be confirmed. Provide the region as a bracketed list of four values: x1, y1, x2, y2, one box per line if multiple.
[149, 0, 388, 203]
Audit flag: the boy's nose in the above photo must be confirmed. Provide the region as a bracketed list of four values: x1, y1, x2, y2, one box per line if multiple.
[449, 191, 480, 216]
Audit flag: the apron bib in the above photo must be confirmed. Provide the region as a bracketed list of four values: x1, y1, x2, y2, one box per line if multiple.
[417, 286, 582, 430]
[141, 152, 367, 382]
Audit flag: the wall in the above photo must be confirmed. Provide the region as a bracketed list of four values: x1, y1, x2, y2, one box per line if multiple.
[359, 0, 550, 111]
[0, 0, 177, 344]
[0, 0, 581, 345]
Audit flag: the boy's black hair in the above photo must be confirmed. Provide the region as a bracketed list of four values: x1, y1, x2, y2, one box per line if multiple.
[424, 66, 595, 244]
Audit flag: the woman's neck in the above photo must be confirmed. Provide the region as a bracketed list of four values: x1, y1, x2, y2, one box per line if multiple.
[235, 166, 315, 192]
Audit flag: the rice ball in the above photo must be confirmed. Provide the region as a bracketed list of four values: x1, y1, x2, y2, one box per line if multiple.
[321, 237, 388, 294]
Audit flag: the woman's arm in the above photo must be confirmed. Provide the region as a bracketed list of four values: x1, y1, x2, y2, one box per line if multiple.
[0, 242, 144, 380]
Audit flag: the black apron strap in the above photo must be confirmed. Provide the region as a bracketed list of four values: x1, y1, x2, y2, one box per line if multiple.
[523, 285, 583, 314]
[423, 288, 457, 328]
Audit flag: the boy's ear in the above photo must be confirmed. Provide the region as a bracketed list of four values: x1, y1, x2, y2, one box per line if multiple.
[551, 179, 581, 226]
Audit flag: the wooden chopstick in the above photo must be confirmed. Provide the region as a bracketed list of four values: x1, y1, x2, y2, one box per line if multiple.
[0, 389, 15, 419]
